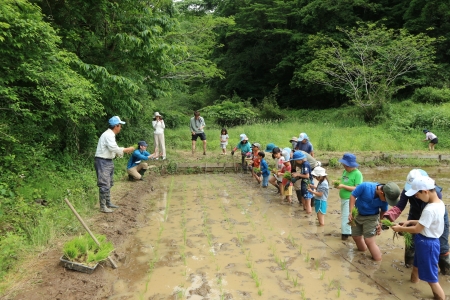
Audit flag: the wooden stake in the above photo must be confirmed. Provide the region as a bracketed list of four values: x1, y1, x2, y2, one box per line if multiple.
[64, 198, 118, 269]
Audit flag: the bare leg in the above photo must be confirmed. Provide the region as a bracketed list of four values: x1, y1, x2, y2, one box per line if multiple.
[364, 236, 382, 261]
[318, 212, 325, 226]
[304, 198, 312, 214]
[352, 235, 368, 251]
[192, 140, 196, 154]
[202, 140, 207, 154]
[410, 266, 419, 283]
[428, 282, 445, 300]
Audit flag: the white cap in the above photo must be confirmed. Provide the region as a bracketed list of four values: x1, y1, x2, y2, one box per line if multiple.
[405, 176, 436, 196]
[311, 166, 327, 177]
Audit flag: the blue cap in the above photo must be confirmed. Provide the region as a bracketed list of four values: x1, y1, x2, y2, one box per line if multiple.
[138, 141, 148, 147]
[338, 153, 359, 167]
[264, 143, 277, 153]
[290, 151, 306, 161]
[109, 116, 126, 126]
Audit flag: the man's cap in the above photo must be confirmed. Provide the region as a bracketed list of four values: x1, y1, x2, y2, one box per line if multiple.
[383, 182, 401, 206]
[289, 136, 298, 142]
[298, 133, 308, 141]
[405, 176, 436, 197]
[252, 142, 261, 148]
[138, 141, 148, 147]
[109, 116, 126, 126]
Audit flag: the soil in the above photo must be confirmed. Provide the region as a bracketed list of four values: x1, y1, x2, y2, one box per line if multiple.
[2, 153, 450, 300]
[1, 172, 157, 300]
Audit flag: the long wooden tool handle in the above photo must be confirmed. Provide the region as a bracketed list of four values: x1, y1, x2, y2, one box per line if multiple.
[64, 198, 118, 269]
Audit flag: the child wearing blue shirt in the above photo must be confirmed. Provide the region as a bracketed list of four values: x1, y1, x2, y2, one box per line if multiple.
[231, 134, 251, 172]
[258, 151, 270, 188]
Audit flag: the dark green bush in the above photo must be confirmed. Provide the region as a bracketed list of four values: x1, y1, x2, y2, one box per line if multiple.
[203, 100, 257, 127]
[412, 87, 450, 104]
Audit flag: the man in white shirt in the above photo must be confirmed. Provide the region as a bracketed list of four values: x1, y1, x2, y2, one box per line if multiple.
[94, 116, 135, 213]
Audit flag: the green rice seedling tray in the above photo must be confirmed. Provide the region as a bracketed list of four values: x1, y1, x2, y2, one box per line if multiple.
[60, 256, 98, 274]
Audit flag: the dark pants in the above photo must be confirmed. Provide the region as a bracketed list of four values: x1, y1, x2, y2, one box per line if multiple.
[94, 157, 114, 194]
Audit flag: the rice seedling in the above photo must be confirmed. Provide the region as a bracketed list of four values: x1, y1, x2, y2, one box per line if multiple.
[300, 288, 306, 300]
[380, 219, 395, 227]
[403, 232, 413, 248]
[250, 269, 258, 280]
[298, 244, 303, 254]
[245, 251, 252, 261]
[176, 290, 183, 299]
[328, 278, 334, 288]
[320, 270, 325, 280]
[280, 258, 287, 270]
[292, 276, 298, 287]
[246, 261, 253, 269]
[337, 286, 341, 298]
[285, 269, 290, 280]
[304, 252, 310, 262]
[315, 260, 319, 270]
[347, 207, 358, 227]
[258, 289, 263, 296]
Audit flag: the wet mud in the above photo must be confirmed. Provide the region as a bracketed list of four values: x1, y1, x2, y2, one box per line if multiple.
[4, 166, 450, 300]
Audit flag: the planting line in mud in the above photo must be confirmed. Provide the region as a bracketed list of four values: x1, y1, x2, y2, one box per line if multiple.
[140, 177, 175, 299]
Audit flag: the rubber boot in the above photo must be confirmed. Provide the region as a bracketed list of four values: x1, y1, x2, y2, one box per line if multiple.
[105, 191, 119, 208]
[99, 192, 113, 213]
[138, 168, 147, 180]
[438, 252, 450, 275]
[128, 174, 134, 181]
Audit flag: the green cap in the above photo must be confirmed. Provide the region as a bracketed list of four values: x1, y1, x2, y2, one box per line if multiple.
[383, 182, 401, 206]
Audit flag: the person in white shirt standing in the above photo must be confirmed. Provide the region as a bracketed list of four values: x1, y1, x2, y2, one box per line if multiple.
[152, 112, 166, 160]
[94, 116, 135, 213]
[423, 129, 438, 151]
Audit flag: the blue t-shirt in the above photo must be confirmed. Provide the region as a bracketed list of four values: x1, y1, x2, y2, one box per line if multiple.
[300, 161, 313, 182]
[260, 159, 270, 176]
[296, 141, 313, 154]
[127, 149, 151, 169]
[352, 182, 388, 216]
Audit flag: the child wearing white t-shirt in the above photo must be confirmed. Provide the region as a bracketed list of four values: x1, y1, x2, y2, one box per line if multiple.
[392, 176, 445, 300]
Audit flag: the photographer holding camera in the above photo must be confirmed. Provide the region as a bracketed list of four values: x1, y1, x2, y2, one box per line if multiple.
[152, 112, 166, 160]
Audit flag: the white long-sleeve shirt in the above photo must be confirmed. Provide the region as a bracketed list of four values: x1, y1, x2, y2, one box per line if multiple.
[95, 129, 124, 159]
[152, 120, 165, 134]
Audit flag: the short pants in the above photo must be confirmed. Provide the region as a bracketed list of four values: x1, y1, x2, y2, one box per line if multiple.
[192, 132, 206, 141]
[351, 214, 378, 238]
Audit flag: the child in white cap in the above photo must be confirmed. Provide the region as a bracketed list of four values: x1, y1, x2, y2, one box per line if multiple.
[308, 167, 329, 226]
[392, 176, 446, 300]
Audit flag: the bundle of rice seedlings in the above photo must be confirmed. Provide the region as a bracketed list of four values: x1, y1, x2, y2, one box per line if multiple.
[403, 232, 413, 248]
[333, 180, 340, 188]
[347, 207, 358, 226]
[283, 171, 292, 180]
[380, 219, 395, 227]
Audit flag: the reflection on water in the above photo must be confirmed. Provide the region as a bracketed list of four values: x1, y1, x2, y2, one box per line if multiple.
[111, 167, 450, 300]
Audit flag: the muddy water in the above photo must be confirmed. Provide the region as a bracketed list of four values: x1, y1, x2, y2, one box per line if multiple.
[111, 167, 450, 299]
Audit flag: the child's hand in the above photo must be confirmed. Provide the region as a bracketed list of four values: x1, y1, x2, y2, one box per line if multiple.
[391, 225, 402, 232]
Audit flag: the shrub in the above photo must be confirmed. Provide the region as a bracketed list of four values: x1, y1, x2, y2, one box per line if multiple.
[203, 100, 257, 127]
[412, 87, 450, 104]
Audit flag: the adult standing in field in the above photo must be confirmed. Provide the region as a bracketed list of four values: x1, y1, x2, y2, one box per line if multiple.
[152, 112, 166, 160]
[348, 181, 400, 261]
[95, 116, 135, 213]
[336, 153, 363, 240]
[190, 111, 207, 155]
[295, 133, 314, 157]
[383, 169, 450, 274]
[423, 129, 438, 151]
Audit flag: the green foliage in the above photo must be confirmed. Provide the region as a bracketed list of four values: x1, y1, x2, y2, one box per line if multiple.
[0, 234, 25, 279]
[302, 22, 437, 121]
[203, 100, 257, 127]
[412, 87, 450, 104]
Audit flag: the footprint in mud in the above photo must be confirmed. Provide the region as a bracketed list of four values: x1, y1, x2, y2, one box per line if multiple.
[225, 263, 235, 269]
[186, 239, 195, 248]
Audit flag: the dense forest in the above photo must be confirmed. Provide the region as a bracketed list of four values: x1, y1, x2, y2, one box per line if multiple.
[1, 0, 450, 283]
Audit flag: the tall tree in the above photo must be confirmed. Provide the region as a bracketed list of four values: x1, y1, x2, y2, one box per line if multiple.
[301, 22, 436, 121]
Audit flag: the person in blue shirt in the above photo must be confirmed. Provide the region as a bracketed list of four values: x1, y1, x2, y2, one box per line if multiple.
[258, 151, 270, 187]
[295, 133, 314, 157]
[231, 134, 251, 172]
[127, 141, 155, 181]
[291, 151, 313, 213]
[348, 182, 400, 261]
